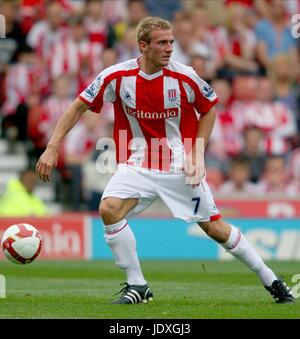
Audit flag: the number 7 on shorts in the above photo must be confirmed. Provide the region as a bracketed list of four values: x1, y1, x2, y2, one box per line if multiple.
[192, 197, 201, 215]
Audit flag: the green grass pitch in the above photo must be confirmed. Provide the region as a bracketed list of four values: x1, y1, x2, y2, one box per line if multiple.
[0, 260, 299, 319]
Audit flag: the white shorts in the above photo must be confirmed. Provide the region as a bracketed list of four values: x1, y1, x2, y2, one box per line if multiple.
[101, 164, 221, 222]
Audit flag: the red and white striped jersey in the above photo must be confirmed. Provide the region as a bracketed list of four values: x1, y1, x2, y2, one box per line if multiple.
[50, 37, 103, 92]
[27, 21, 68, 62]
[41, 95, 73, 142]
[79, 59, 218, 171]
[2, 61, 48, 116]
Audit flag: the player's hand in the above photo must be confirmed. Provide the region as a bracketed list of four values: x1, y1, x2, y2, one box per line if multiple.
[36, 145, 59, 182]
[183, 152, 205, 189]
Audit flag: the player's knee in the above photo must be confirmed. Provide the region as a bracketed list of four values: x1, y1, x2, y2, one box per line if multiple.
[99, 199, 122, 221]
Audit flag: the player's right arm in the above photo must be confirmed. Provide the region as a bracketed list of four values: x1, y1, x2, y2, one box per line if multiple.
[36, 98, 89, 182]
[36, 61, 123, 182]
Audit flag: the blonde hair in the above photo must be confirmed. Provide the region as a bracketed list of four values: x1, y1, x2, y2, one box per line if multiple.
[136, 16, 172, 44]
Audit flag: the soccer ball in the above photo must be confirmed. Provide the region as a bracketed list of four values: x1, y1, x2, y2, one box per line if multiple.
[1, 223, 43, 264]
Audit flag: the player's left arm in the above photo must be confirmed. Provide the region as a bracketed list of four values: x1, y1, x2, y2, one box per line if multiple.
[195, 106, 216, 149]
[183, 69, 218, 187]
[184, 107, 216, 187]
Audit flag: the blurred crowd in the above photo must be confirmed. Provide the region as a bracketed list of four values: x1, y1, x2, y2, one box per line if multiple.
[0, 0, 300, 212]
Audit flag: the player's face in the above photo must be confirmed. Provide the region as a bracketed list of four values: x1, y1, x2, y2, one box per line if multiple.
[143, 29, 174, 67]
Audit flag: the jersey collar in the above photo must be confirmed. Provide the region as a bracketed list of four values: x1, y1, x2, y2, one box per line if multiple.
[136, 57, 164, 80]
[138, 69, 163, 80]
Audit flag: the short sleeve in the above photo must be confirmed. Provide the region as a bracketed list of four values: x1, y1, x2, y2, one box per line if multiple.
[183, 69, 218, 114]
[78, 69, 116, 114]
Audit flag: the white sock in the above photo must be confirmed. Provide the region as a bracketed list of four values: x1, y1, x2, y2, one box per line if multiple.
[104, 219, 147, 286]
[222, 225, 277, 287]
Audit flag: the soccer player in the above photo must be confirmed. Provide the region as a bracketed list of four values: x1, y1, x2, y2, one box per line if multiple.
[36, 16, 295, 305]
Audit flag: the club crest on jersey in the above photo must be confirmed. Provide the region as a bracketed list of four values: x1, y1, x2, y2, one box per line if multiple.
[168, 89, 177, 102]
